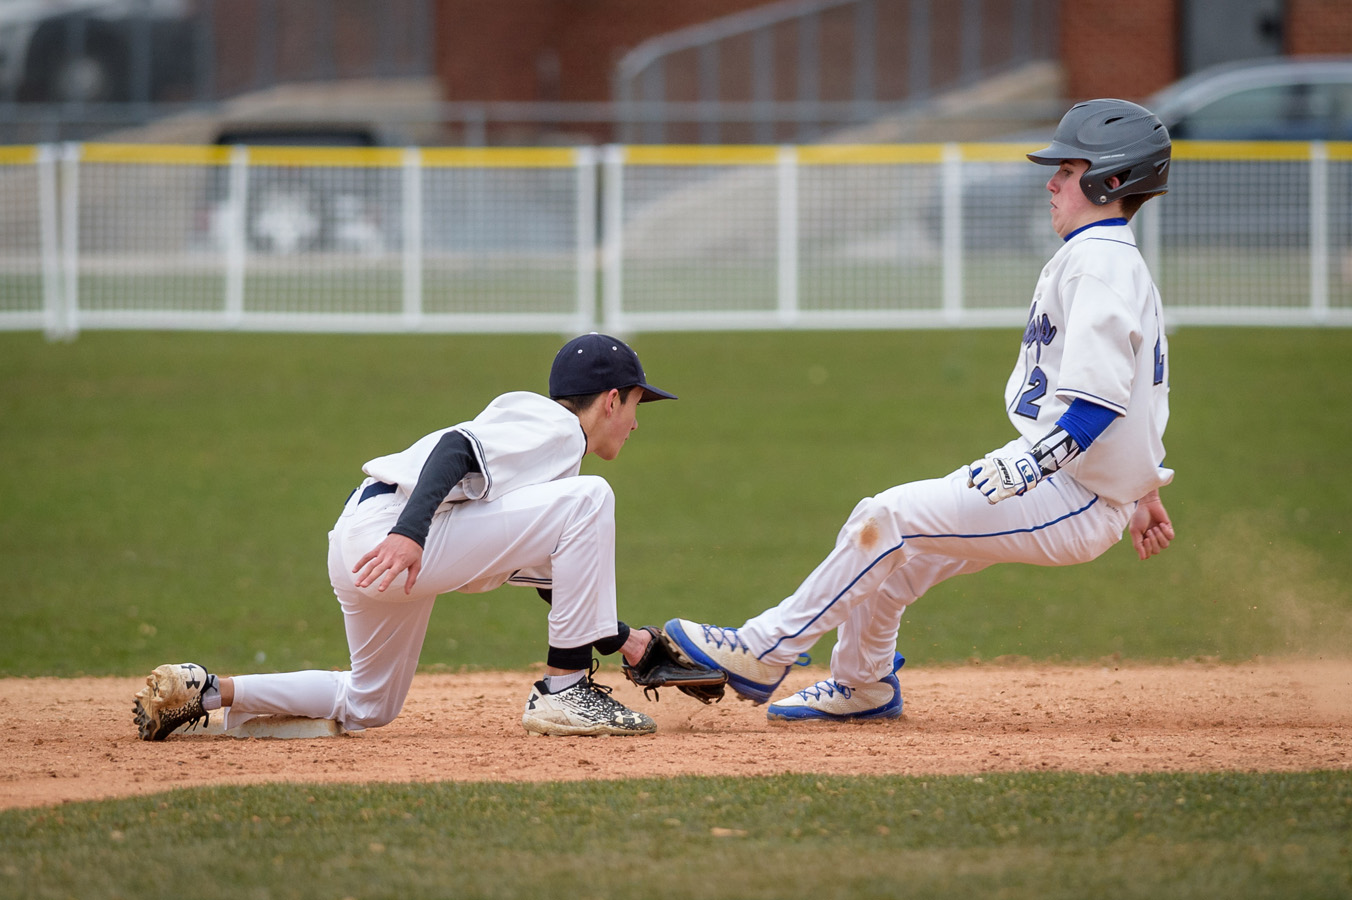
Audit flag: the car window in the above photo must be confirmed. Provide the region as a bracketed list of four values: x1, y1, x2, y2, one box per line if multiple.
[1170, 80, 1352, 140]
[1332, 83, 1352, 139]
[214, 130, 380, 147]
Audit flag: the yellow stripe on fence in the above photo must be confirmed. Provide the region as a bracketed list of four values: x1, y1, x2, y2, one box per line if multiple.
[798, 144, 945, 165]
[958, 143, 1041, 163]
[81, 143, 232, 165]
[1172, 140, 1320, 161]
[0, 145, 37, 165]
[245, 146, 405, 167]
[77, 144, 579, 168]
[420, 147, 578, 168]
[624, 145, 780, 166]
[625, 143, 1029, 166]
[50, 140, 1352, 169]
[801, 140, 1351, 165]
[1326, 141, 1352, 161]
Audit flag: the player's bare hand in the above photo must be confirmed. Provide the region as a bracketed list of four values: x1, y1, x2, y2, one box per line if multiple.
[1129, 490, 1174, 560]
[353, 534, 424, 594]
[968, 452, 1041, 504]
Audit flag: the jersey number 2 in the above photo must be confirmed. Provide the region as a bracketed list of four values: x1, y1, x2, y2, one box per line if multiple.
[1015, 366, 1047, 419]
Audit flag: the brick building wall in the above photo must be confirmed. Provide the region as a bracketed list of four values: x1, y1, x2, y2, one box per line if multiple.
[1059, 0, 1181, 102]
[435, 0, 775, 102]
[1286, 0, 1352, 54]
[434, 0, 1352, 112]
[1059, 0, 1352, 102]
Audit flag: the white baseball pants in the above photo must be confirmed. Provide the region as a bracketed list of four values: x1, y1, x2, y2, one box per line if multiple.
[738, 456, 1132, 688]
[224, 475, 618, 731]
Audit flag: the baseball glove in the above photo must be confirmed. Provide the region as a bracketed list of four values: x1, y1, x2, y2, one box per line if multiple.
[623, 625, 727, 704]
[132, 662, 213, 741]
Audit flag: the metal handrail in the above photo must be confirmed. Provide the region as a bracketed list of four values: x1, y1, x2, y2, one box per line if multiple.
[614, 0, 859, 90]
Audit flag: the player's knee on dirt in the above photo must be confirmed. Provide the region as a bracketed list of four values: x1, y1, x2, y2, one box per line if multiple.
[342, 705, 401, 730]
[340, 687, 407, 730]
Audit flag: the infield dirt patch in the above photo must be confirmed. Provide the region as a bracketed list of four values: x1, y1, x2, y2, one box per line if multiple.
[3, 658, 1349, 810]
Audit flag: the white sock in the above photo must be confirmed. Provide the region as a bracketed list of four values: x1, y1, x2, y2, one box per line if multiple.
[543, 671, 586, 693]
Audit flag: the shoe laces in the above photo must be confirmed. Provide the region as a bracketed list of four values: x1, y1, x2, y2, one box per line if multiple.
[583, 657, 613, 695]
[798, 680, 851, 701]
[699, 623, 751, 653]
[181, 710, 210, 732]
[697, 624, 811, 669]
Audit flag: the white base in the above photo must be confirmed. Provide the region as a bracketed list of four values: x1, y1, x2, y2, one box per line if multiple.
[176, 714, 345, 739]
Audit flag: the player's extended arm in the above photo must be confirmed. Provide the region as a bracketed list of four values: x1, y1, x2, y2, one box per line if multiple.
[968, 399, 1118, 504]
[1129, 488, 1173, 560]
[353, 430, 481, 594]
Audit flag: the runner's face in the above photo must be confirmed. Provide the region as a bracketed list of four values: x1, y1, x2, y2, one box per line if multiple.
[1046, 159, 1100, 238]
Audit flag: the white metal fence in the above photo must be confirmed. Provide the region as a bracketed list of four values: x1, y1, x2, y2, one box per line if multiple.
[2, 140, 1350, 339]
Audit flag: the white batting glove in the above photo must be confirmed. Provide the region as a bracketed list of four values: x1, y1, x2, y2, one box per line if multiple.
[967, 452, 1041, 504]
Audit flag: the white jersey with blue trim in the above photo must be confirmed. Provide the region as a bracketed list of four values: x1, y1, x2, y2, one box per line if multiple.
[362, 391, 586, 507]
[1003, 219, 1172, 507]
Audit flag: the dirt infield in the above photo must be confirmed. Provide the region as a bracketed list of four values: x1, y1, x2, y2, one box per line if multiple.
[2, 658, 1349, 810]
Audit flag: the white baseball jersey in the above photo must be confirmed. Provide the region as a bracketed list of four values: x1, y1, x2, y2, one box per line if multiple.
[363, 391, 586, 506]
[1004, 220, 1172, 507]
[737, 218, 1173, 689]
[224, 391, 620, 732]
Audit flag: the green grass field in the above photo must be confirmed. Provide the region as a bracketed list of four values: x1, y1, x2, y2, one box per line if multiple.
[2, 328, 1350, 675]
[2, 772, 1349, 900]
[2, 327, 1350, 899]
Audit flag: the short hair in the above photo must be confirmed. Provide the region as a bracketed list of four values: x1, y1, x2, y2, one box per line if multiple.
[1119, 190, 1163, 221]
[552, 385, 636, 414]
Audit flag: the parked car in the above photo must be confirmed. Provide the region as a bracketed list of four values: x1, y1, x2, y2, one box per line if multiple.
[197, 124, 400, 256]
[950, 56, 1352, 252]
[0, 0, 198, 104]
[195, 123, 584, 257]
[1150, 55, 1352, 141]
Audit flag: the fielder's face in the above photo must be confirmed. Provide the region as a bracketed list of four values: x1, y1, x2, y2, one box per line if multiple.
[587, 388, 643, 461]
[1045, 159, 1100, 238]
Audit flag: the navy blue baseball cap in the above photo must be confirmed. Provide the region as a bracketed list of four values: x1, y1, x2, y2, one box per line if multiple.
[549, 333, 677, 402]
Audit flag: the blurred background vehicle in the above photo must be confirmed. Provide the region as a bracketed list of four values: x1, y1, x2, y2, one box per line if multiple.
[1154, 55, 1352, 140]
[0, 0, 198, 104]
[192, 123, 574, 257]
[196, 123, 400, 256]
[0, 0, 436, 144]
[951, 55, 1352, 254]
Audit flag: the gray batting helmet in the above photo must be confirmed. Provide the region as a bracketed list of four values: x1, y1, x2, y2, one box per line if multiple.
[1027, 98, 1172, 205]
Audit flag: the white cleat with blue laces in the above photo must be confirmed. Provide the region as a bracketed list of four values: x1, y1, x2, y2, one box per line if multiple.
[663, 618, 809, 704]
[767, 652, 906, 722]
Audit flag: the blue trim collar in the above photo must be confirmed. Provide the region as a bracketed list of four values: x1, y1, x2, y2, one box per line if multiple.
[1063, 217, 1128, 242]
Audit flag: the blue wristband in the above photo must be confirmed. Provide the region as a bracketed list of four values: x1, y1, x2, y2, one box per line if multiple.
[1056, 398, 1117, 450]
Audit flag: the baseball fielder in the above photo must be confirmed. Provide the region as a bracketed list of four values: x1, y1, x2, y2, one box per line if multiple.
[667, 98, 1177, 720]
[134, 333, 723, 740]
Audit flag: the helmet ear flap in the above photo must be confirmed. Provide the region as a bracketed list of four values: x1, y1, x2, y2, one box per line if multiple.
[1080, 170, 1126, 206]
